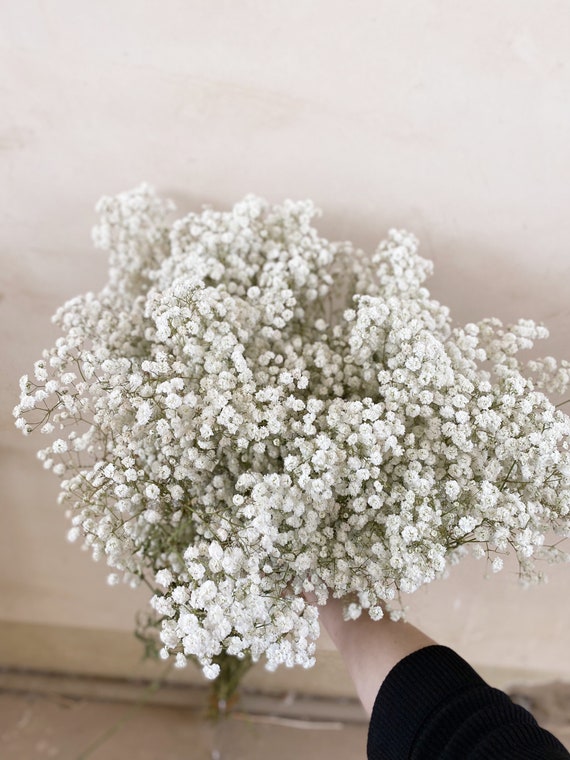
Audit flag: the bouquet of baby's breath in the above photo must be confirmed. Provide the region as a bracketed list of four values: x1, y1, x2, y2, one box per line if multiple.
[14, 184, 570, 687]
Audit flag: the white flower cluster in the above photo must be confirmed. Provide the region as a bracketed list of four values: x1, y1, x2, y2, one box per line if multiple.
[14, 183, 570, 677]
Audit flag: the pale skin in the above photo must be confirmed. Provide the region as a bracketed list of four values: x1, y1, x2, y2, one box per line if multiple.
[314, 595, 436, 715]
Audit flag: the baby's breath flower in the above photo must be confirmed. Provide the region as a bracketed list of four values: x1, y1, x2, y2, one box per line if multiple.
[145, 484, 160, 500]
[155, 569, 174, 587]
[14, 184, 570, 681]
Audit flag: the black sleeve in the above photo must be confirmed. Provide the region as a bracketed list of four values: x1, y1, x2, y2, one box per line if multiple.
[367, 644, 569, 760]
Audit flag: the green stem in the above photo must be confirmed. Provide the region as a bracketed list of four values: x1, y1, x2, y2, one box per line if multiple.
[207, 652, 254, 721]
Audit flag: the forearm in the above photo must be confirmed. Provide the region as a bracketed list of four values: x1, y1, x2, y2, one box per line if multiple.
[318, 597, 436, 715]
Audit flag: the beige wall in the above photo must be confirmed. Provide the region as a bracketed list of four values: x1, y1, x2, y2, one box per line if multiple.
[1, 1, 569, 683]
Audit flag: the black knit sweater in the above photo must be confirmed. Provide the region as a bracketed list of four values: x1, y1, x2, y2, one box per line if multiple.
[367, 645, 569, 759]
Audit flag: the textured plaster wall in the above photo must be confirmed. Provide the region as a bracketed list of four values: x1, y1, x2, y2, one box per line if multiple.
[1, 1, 569, 681]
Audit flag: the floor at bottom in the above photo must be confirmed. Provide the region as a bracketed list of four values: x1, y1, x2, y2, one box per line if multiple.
[0, 692, 370, 760]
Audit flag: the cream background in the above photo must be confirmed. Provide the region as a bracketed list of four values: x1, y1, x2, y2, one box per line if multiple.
[1, 1, 569, 686]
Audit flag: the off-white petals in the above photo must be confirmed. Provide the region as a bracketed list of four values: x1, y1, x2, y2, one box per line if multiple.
[13, 184, 570, 679]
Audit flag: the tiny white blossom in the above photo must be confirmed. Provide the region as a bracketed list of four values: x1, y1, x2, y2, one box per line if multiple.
[203, 663, 220, 680]
[155, 569, 174, 587]
[145, 484, 160, 500]
[491, 557, 504, 573]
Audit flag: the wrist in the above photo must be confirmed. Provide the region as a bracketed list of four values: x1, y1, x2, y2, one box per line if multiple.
[314, 596, 436, 715]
